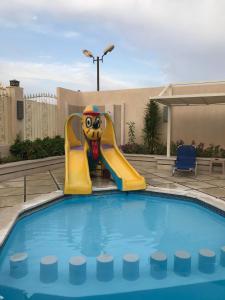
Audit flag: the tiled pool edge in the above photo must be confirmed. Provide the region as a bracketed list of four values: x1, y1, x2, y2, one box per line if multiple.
[146, 186, 225, 214]
[0, 190, 63, 247]
[1, 186, 225, 248]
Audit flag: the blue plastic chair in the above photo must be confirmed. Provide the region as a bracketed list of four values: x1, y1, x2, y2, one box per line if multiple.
[172, 145, 197, 176]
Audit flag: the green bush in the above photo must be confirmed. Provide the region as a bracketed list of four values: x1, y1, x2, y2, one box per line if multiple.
[0, 155, 20, 164]
[121, 140, 225, 158]
[8, 135, 65, 162]
[121, 143, 148, 154]
[41, 136, 65, 156]
[195, 143, 225, 158]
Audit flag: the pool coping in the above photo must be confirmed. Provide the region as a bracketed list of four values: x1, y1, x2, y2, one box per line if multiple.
[0, 185, 225, 248]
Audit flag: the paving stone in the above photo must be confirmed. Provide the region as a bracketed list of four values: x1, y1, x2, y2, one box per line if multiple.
[26, 185, 57, 195]
[51, 168, 64, 175]
[26, 172, 52, 181]
[199, 187, 225, 198]
[146, 177, 172, 185]
[168, 176, 197, 183]
[26, 179, 55, 187]
[1, 163, 225, 209]
[207, 180, 225, 188]
[153, 183, 190, 190]
[92, 178, 116, 188]
[7, 177, 24, 182]
[150, 171, 173, 178]
[26, 193, 54, 201]
[195, 175, 216, 181]
[0, 195, 24, 207]
[0, 187, 24, 197]
[185, 181, 216, 190]
[210, 174, 225, 180]
[51, 174, 64, 184]
[0, 181, 24, 188]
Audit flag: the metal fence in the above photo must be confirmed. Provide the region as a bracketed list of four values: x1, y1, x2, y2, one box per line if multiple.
[24, 93, 58, 140]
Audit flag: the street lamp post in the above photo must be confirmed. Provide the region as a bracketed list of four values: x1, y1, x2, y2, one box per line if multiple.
[82, 44, 115, 91]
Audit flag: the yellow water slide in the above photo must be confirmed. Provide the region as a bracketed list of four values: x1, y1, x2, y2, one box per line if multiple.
[64, 114, 92, 194]
[100, 113, 146, 191]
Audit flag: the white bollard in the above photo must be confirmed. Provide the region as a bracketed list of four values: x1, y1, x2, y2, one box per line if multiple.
[174, 250, 191, 276]
[123, 253, 139, 281]
[40, 256, 58, 283]
[198, 249, 216, 274]
[220, 246, 225, 267]
[97, 254, 114, 282]
[69, 256, 87, 285]
[150, 251, 167, 279]
[10, 252, 28, 278]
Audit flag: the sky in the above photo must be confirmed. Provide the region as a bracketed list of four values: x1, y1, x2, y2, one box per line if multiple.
[1, 0, 225, 94]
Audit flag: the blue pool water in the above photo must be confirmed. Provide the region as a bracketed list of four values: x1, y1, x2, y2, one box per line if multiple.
[0, 192, 225, 299]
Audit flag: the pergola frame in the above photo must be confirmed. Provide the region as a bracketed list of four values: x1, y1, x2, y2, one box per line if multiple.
[150, 92, 225, 157]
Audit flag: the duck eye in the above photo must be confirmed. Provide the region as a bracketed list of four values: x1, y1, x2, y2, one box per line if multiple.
[95, 117, 100, 129]
[86, 117, 92, 128]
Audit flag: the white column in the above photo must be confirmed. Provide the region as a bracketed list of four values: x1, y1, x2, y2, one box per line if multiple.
[121, 102, 125, 145]
[167, 105, 171, 157]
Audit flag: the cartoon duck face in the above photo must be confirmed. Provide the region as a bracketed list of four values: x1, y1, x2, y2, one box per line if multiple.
[82, 105, 103, 141]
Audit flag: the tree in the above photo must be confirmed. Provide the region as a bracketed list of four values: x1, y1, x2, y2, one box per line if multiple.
[143, 100, 160, 153]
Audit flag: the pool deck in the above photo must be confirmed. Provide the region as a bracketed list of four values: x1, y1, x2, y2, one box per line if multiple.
[0, 161, 225, 246]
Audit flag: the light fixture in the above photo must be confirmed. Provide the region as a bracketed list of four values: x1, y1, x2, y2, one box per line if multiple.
[82, 44, 115, 91]
[82, 49, 94, 58]
[103, 44, 115, 56]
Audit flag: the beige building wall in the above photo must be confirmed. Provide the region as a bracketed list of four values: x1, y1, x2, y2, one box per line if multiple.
[2, 80, 225, 158]
[57, 86, 164, 144]
[171, 104, 225, 147]
[171, 82, 225, 147]
[57, 81, 225, 148]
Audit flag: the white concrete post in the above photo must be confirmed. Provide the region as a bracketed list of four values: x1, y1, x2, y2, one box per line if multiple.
[69, 256, 86, 285]
[10, 252, 28, 278]
[6, 85, 24, 143]
[96, 254, 114, 281]
[167, 105, 171, 157]
[40, 256, 58, 283]
[123, 253, 140, 281]
[121, 102, 125, 145]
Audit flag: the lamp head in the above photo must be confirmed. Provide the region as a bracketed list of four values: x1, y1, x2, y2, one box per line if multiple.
[103, 44, 115, 56]
[82, 49, 94, 58]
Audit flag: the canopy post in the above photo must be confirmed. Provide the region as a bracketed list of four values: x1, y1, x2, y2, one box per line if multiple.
[166, 105, 171, 157]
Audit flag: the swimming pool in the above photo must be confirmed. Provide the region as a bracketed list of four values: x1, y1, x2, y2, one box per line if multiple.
[0, 192, 225, 299]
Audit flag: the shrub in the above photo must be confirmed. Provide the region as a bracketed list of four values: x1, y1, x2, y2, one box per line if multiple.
[9, 135, 64, 161]
[121, 140, 225, 158]
[195, 143, 224, 158]
[121, 143, 148, 154]
[0, 155, 20, 164]
[41, 136, 65, 156]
